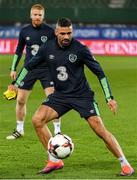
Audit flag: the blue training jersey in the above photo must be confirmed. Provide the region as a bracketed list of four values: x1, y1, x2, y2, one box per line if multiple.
[16, 38, 113, 101]
[11, 23, 54, 70]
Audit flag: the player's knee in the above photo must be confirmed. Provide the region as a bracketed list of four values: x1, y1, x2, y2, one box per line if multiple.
[32, 114, 43, 128]
[17, 97, 26, 106]
[88, 116, 108, 138]
[88, 116, 102, 129]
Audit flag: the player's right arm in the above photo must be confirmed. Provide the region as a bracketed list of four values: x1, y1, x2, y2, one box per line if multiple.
[10, 30, 25, 80]
[15, 45, 45, 87]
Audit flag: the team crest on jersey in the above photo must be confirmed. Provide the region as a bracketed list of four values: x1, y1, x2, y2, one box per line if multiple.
[69, 54, 77, 63]
[26, 36, 30, 41]
[41, 36, 48, 43]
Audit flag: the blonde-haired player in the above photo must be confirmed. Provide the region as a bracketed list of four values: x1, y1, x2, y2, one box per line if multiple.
[6, 4, 61, 139]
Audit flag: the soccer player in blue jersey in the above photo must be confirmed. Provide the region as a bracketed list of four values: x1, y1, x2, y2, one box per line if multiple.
[14, 18, 134, 176]
[6, 4, 61, 140]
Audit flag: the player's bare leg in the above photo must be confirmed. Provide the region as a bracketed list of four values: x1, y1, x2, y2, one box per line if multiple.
[87, 116, 134, 176]
[6, 89, 31, 139]
[32, 105, 64, 174]
[45, 87, 61, 135]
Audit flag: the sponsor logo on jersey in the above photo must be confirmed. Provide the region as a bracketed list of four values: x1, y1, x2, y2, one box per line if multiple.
[69, 54, 77, 63]
[49, 54, 55, 60]
[41, 36, 48, 43]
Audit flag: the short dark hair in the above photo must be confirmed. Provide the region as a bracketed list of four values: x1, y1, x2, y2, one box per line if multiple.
[57, 18, 72, 27]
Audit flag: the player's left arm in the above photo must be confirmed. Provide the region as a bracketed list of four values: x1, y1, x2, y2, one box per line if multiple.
[82, 46, 117, 114]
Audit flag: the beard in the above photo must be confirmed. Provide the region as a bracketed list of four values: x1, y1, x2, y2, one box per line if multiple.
[61, 39, 71, 47]
[33, 19, 42, 27]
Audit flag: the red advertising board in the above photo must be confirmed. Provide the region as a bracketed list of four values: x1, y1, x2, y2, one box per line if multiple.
[80, 40, 137, 56]
[0, 39, 137, 56]
[0, 39, 17, 54]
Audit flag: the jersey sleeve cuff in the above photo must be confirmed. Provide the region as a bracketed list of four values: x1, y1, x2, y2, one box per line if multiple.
[106, 96, 114, 102]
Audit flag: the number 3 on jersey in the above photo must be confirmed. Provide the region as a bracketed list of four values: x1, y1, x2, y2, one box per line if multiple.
[31, 44, 40, 56]
[56, 66, 68, 81]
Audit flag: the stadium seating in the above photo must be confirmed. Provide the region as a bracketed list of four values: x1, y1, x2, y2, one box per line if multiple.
[0, 0, 137, 24]
[0, 0, 137, 8]
[0, 0, 111, 8]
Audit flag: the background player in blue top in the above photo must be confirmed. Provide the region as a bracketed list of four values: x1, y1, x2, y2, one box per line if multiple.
[15, 18, 134, 176]
[6, 4, 61, 140]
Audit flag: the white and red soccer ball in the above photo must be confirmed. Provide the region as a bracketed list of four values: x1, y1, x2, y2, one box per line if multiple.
[48, 134, 74, 159]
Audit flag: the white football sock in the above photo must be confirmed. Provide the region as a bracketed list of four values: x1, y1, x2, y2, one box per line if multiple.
[53, 120, 61, 135]
[118, 156, 130, 167]
[16, 120, 24, 133]
[48, 152, 60, 162]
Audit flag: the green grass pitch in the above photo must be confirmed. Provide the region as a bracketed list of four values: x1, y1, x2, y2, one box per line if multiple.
[0, 55, 137, 179]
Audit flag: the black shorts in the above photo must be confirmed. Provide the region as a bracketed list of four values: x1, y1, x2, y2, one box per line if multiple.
[19, 68, 54, 90]
[42, 92, 100, 119]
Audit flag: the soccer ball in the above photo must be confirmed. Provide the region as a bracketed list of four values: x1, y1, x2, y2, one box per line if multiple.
[48, 134, 74, 159]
